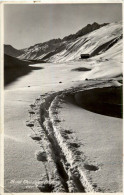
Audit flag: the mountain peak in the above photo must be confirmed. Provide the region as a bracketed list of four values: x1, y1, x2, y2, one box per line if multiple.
[92, 22, 99, 25]
[62, 22, 109, 41]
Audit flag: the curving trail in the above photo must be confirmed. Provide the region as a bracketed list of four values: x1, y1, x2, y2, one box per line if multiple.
[27, 79, 122, 192]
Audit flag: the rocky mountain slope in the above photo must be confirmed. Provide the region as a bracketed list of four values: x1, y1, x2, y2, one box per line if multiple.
[4, 45, 25, 58]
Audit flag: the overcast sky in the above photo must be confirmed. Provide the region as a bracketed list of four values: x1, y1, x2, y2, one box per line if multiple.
[4, 3, 122, 49]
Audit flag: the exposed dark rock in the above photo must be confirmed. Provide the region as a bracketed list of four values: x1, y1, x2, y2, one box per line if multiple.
[62, 22, 108, 41]
[4, 44, 25, 57]
[84, 164, 99, 171]
[72, 67, 91, 72]
[4, 54, 43, 86]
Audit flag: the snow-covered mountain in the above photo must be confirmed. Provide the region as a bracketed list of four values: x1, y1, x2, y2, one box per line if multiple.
[47, 22, 122, 63]
[19, 39, 62, 60]
[46, 21, 122, 79]
[16, 22, 122, 64]
[13, 22, 109, 60]
[4, 21, 123, 79]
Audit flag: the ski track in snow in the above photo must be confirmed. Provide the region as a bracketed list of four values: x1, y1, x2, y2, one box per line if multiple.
[27, 79, 122, 192]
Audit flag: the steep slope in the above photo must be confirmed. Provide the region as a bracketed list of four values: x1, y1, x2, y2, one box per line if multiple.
[81, 38, 122, 80]
[46, 21, 122, 79]
[62, 22, 108, 41]
[19, 39, 62, 60]
[48, 22, 122, 63]
[4, 54, 42, 85]
[4, 44, 25, 58]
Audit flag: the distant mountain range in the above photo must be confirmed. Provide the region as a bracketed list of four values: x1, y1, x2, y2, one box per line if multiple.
[4, 21, 123, 84]
[4, 22, 109, 60]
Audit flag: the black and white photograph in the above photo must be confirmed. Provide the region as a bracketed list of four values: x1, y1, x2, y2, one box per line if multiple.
[1, 1, 123, 193]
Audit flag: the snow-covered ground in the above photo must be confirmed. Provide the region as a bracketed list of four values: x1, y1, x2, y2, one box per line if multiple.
[4, 60, 122, 192]
[4, 21, 123, 192]
[55, 87, 122, 192]
[4, 62, 89, 192]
